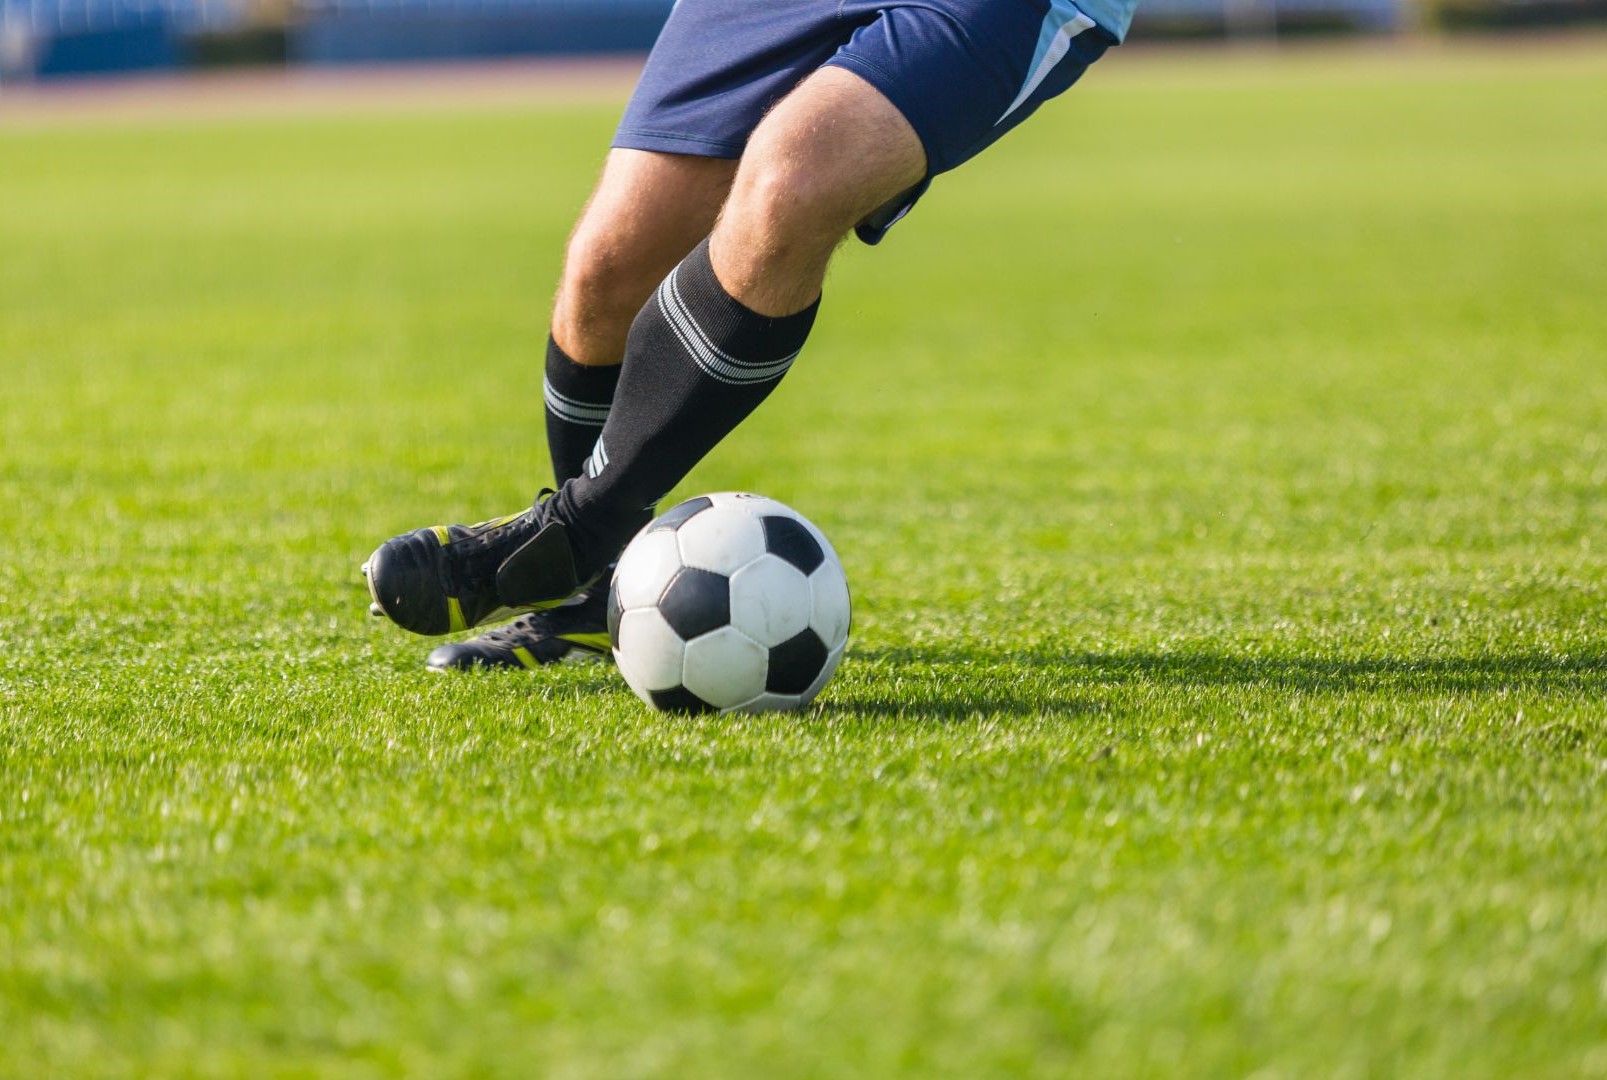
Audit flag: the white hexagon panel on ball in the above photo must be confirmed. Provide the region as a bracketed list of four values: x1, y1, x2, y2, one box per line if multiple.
[808, 562, 852, 652]
[728, 555, 813, 648]
[612, 608, 688, 702]
[610, 529, 684, 612]
[682, 626, 769, 711]
[675, 504, 768, 575]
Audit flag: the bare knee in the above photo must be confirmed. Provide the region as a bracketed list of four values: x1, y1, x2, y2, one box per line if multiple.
[560, 224, 642, 320]
[553, 150, 738, 364]
[559, 218, 665, 366]
[725, 150, 854, 257]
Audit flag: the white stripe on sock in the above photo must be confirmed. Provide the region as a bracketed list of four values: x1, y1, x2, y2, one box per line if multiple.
[657, 267, 798, 386]
[543, 377, 613, 426]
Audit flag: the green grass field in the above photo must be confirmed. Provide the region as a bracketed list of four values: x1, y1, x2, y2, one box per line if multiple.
[3, 42, 1607, 1076]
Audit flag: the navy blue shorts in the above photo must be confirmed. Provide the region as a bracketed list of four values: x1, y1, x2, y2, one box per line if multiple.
[613, 0, 1116, 242]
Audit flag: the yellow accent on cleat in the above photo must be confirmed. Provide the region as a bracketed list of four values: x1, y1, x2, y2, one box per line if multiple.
[512, 647, 539, 669]
[431, 526, 451, 545]
[446, 596, 466, 633]
[559, 632, 613, 653]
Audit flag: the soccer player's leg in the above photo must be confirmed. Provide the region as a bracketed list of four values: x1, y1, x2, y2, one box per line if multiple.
[376, 65, 925, 642]
[513, 0, 1121, 599]
[364, 150, 734, 641]
[530, 67, 927, 585]
[370, 0, 1119, 648]
[420, 151, 735, 669]
[365, 0, 833, 646]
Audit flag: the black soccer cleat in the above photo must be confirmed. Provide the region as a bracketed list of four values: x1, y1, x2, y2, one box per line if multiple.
[362, 493, 593, 636]
[425, 580, 613, 671]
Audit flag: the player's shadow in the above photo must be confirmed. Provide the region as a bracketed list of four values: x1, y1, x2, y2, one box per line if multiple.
[835, 646, 1607, 720]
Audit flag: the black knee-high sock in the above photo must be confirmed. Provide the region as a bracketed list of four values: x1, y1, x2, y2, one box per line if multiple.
[554, 237, 819, 568]
[543, 336, 622, 487]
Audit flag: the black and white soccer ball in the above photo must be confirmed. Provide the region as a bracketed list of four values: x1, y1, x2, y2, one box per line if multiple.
[607, 493, 850, 714]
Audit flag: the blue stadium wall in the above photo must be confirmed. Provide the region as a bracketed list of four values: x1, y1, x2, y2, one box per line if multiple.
[0, 0, 676, 80]
[291, 0, 674, 66]
[4, 0, 1417, 81]
[23, 21, 181, 78]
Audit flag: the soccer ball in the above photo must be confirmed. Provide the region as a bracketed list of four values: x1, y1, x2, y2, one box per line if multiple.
[607, 493, 850, 714]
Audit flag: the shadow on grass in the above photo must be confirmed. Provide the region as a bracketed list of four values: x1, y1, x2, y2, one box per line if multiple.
[834, 647, 1607, 719]
[439, 641, 1607, 721]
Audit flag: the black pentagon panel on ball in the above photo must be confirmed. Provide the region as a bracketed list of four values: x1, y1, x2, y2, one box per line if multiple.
[658, 567, 730, 640]
[761, 516, 825, 575]
[650, 686, 718, 714]
[645, 496, 715, 534]
[606, 586, 625, 650]
[766, 629, 828, 695]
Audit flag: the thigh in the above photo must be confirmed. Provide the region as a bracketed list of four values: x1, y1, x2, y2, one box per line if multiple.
[734, 65, 928, 237]
[572, 148, 736, 264]
[555, 149, 736, 363]
[710, 65, 928, 313]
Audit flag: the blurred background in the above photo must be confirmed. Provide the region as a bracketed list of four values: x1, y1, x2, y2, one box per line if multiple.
[2, 0, 1604, 85]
